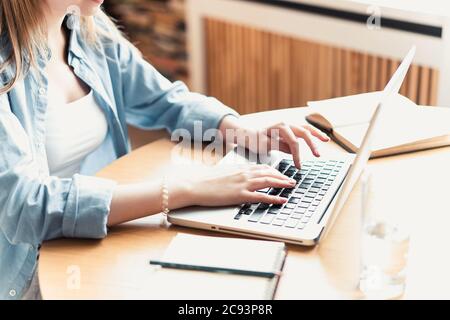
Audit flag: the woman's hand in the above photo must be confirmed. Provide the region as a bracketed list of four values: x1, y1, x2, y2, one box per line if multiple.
[174, 164, 296, 207]
[219, 116, 330, 168]
[109, 163, 295, 226]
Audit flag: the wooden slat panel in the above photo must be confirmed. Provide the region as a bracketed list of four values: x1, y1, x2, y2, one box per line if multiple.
[332, 47, 342, 98]
[406, 64, 420, 103]
[204, 18, 440, 114]
[419, 66, 431, 105]
[429, 69, 440, 106]
[360, 53, 369, 93]
[367, 55, 378, 92]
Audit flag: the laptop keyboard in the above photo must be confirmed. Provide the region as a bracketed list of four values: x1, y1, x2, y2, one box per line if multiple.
[234, 159, 345, 230]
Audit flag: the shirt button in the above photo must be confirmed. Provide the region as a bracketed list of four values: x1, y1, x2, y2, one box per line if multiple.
[9, 289, 16, 297]
[39, 88, 46, 95]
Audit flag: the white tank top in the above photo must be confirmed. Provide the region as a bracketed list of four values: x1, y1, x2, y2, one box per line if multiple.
[45, 91, 108, 178]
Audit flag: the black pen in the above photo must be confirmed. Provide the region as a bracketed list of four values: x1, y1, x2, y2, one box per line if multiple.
[149, 260, 280, 278]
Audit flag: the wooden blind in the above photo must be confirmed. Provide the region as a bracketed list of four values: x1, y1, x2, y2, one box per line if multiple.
[204, 18, 440, 115]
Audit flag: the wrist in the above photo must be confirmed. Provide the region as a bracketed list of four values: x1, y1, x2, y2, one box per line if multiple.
[219, 115, 242, 142]
[167, 177, 195, 209]
[219, 115, 258, 147]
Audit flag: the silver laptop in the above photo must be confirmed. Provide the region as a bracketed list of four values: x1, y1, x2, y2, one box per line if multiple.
[169, 47, 416, 246]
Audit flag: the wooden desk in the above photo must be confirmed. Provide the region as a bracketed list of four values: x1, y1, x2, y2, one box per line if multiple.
[39, 107, 450, 299]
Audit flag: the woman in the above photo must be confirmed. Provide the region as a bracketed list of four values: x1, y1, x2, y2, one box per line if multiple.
[0, 0, 329, 300]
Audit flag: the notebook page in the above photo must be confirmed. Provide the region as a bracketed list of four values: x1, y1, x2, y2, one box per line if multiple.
[307, 92, 416, 129]
[141, 269, 274, 299]
[336, 106, 450, 150]
[159, 233, 285, 274]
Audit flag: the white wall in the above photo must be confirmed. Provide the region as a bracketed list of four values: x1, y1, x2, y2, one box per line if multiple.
[187, 0, 450, 106]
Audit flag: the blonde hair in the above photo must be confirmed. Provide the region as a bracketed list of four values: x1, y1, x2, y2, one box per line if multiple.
[0, 0, 121, 94]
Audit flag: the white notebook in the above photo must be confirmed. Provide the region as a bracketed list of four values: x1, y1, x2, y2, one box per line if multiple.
[145, 233, 286, 300]
[306, 92, 450, 158]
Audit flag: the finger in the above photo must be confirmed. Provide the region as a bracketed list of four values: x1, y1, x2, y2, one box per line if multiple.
[277, 141, 292, 154]
[249, 165, 293, 181]
[277, 125, 301, 168]
[248, 164, 273, 172]
[244, 191, 287, 205]
[248, 177, 296, 191]
[253, 170, 294, 182]
[291, 126, 320, 157]
[303, 124, 330, 142]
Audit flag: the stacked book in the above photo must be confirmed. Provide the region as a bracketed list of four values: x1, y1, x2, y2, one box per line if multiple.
[105, 0, 189, 85]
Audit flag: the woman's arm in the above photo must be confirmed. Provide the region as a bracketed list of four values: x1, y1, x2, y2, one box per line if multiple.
[108, 179, 189, 226]
[108, 163, 296, 227]
[0, 96, 116, 245]
[111, 38, 238, 138]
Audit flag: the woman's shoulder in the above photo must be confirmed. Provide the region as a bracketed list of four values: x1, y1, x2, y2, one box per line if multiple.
[91, 13, 140, 62]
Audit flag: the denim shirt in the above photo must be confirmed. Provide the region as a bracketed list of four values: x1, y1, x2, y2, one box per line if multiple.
[0, 19, 237, 299]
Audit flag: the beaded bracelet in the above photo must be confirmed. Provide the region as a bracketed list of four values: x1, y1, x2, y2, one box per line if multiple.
[161, 178, 170, 216]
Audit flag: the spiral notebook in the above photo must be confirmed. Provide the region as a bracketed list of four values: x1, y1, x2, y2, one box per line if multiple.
[146, 233, 286, 300]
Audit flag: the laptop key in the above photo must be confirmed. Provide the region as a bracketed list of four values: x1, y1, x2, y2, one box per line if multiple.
[301, 216, 310, 223]
[258, 203, 270, 210]
[237, 207, 247, 215]
[248, 209, 266, 222]
[277, 160, 290, 171]
[268, 208, 281, 214]
[269, 188, 282, 196]
[297, 222, 307, 230]
[277, 214, 289, 221]
[280, 190, 293, 198]
[291, 213, 303, 219]
[234, 214, 242, 220]
[312, 182, 324, 188]
[260, 213, 276, 224]
[285, 203, 296, 209]
[272, 218, 285, 226]
[271, 203, 283, 210]
[284, 218, 299, 228]
[288, 198, 300, 204]
[284, 169, 296, 178]
[295, 207, 306, 214]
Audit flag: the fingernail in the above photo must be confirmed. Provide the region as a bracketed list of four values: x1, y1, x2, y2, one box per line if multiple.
[290, 179, 296, 184]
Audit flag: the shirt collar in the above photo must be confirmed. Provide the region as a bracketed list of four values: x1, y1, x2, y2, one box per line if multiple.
[66, 15, 86, 62]
[30, 15, 84, 69]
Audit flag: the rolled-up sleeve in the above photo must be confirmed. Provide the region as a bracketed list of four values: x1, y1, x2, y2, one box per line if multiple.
[0, 97, 116, 246]
[116, 40, 239, 136]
